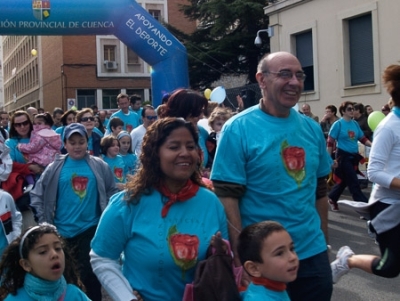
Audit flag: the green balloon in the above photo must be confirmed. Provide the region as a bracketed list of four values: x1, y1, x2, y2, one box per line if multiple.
[367, 111, 385, 131]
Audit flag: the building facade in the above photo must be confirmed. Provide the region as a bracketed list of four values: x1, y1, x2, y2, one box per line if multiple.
[1, 0, 196, 113]
[264, 0, 399, 118]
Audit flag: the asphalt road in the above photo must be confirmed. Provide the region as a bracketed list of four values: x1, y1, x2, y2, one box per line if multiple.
[329, 185, 400, 301]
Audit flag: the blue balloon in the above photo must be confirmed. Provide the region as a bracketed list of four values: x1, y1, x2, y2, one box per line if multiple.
[210, 86, 226, 104]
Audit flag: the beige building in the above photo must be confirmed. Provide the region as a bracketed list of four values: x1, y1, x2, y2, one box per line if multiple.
[264, 0, 398, 119]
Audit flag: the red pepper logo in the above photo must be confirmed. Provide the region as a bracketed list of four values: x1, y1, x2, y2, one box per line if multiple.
[167, 225, 199, 279]
[281, 140, 306, 187]
[71, 174, 88, 200]
[348, 130, 355, 140]
[126, 125, 133, 133]
[114, 167, 124, 182]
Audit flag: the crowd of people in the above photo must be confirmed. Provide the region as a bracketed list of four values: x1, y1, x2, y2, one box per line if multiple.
[0, 52, 398, 301]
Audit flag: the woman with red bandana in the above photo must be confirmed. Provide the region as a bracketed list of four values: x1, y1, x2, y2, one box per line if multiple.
[91, 118, 228, 301]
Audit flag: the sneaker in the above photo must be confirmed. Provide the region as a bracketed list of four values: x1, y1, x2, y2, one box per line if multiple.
[23, 184, 34, 194]
[328, 198, 339, 211]
[367, 221, 376, 239]
[331, 246, 354, 284]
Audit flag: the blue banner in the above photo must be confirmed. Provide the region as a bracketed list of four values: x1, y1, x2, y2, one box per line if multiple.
[0, 0, 189, 106]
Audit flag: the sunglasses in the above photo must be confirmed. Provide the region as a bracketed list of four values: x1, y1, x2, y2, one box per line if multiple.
[14, 120, 30, 128]
[145, 116, 157, 120]
[346, 107, 354, 112]
[81, 116, 95, 122]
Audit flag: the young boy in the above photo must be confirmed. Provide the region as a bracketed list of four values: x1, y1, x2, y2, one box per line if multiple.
[109, 117, 124, 137]
[30, 123, 119, 300]
[237, 221, 299, 301]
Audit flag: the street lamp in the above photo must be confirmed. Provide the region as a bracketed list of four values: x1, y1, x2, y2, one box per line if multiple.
[254, 27, 274, 46]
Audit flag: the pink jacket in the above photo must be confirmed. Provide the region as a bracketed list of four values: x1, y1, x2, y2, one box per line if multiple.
[18, 124, 62, 166]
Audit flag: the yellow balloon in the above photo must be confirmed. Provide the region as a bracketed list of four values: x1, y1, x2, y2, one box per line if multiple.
[31, 49, 37, 56]
[204, 88, 212, 100]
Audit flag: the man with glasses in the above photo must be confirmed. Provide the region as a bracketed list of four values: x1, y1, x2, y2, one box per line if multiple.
[105, 93, 140, 135]
[130, 105, 157, 156]
[211, 52, 333, 301]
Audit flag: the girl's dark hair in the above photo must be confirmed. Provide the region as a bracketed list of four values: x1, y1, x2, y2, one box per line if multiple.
[100, 135, 119, 155]
[34, 112, 54, 127]
[9, 111, 34, 138]
[94, 115, 105, 134]
[109, 117, 124, 130]
[160, 89, 208, 119]
[237, 221, 285, 269]
[383, 64, 400, 107]
[125, 117, 207, 204]
[60, 109, 77, 126]
[0, 224, 84, 299]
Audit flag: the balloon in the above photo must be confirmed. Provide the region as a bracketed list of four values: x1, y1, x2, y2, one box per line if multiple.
[204, 88, 212, 100]
[31, 49, 37, 56]
[71, 106, 77, 111]
[367, 111, 385, 131]
[210, 86, 226, 104]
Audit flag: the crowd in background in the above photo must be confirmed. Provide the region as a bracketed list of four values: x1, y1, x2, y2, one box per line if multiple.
[0, 52, 399, 301]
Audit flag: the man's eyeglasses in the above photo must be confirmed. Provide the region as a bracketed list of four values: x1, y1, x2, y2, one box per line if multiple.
[14, 120, 30, 128]
[81, 116, 95, 122]
[262, 70, 307, 81]
[346, 107, 354, 112]
[145, 116, 157, 121]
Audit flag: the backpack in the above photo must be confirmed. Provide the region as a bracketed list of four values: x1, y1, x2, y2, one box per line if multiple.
[182, 236, 242, 301]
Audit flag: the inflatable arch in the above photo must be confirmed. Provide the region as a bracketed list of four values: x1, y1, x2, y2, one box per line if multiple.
[0, 0, 189, 106]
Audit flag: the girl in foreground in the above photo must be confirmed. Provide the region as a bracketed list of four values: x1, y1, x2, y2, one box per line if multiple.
[0, 223, 90, 300]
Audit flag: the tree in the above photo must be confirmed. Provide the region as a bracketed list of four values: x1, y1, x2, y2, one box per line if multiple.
[165, 0, 270, 90]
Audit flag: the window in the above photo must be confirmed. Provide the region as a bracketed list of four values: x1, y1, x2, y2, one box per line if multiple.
[348, 13, 373, 86]
[104, 45, 116, 61]
[102, 89, 120, 109]
[127, 48, 139, 65]
[295, 31, 314, 92]
[149, 10, 161, 21]
[77, 90, 96, 109]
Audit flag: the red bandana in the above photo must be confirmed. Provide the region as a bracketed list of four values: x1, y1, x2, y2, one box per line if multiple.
[157, 179, 199, 218]
[251, 276, 287, 292]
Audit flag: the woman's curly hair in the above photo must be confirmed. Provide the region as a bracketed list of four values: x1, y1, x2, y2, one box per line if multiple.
[125, 117, 207, 204]
[0, 224, 84, 299]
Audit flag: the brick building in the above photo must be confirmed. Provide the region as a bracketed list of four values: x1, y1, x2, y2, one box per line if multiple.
[1, 0, 196, 113]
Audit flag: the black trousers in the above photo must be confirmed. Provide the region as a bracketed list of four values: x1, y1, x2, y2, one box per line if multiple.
[66, 225, 102, 301]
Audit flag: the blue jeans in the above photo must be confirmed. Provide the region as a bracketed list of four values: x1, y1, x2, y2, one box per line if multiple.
[329, 153, 368, 203]
[287, 251, 333, 301]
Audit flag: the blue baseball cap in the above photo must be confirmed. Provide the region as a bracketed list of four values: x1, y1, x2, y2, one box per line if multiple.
[64, 123, 88, 141]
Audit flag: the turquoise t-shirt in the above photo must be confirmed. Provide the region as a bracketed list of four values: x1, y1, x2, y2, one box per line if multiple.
[211, 107, 331, 260]
[198, 125, 208, 167]
[328, 118, 364, 153]
[4, 284, 90, 300]
[5, 138, 30, 163]
[102, 155, 126, 183]
[241, 282, 290, 301]
[91, 187, 228, 301]
[120, 153, 137, 175]
[0, 230, 8, 258]
[54, 157, 100, 238]
[109, 110, 140, 133]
